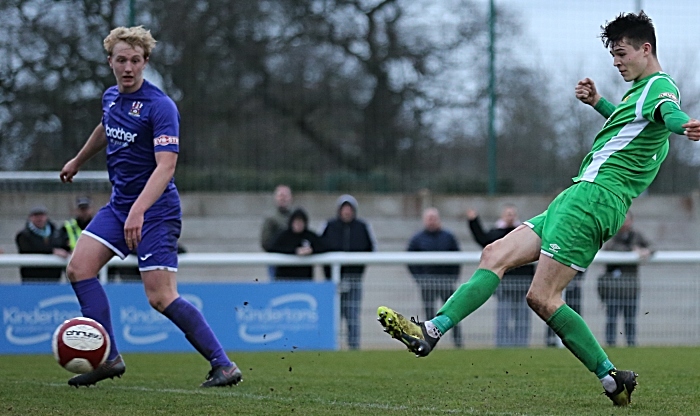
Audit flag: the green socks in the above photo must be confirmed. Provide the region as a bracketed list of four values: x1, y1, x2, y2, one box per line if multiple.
[429, 270, 614, 380]
[547, 304, 614, 378]
[430, 315, 453, 336]
[431, 268, 501, 334]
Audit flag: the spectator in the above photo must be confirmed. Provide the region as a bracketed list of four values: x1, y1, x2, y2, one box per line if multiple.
[407, 208, 462, 347]
[321, 194, 376, 350]
[268, 208, 325, 281]
[15, 205, 69, 283]
[58, 196, 95, 252]
[598, 212, 651, 347]
[260, 184, 294, 280]
[467, 204, 534, 347]
[56, 196, 138, 283]
[54, 196, 138, 282]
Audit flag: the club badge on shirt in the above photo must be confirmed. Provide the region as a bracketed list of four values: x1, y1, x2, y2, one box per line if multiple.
[129, 101, 143, 117]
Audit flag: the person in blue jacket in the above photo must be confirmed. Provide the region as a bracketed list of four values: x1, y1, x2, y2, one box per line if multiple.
[407, 208, 462, 347]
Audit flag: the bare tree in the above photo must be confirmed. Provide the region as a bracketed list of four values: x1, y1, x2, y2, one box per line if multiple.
[0, 0, 120, 170]
[145, 0, 512, 184]
[1, 0, 634, 194]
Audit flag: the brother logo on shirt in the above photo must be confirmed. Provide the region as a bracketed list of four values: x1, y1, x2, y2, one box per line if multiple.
[104, 123, 138, 143]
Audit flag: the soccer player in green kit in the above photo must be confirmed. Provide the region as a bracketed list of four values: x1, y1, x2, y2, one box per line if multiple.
[377, 11, 700, 406]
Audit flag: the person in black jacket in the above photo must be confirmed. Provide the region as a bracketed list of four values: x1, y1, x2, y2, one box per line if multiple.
[598, 211, 651, 347]
[407, 208, 462, 347]
[320, 194, 376, 350]
[15, 205, 70, 283]
[269, 208, 325, 281]
[467, 204, 534, 347]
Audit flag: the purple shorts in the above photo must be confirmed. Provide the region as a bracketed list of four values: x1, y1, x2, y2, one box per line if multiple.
[83, 205, 181, 272]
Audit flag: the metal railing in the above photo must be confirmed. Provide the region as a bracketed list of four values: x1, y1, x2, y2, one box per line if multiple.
[1, 251, 698, 284]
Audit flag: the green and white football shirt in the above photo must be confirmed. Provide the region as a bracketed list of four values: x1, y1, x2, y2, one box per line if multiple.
[573, 72, 681, 207]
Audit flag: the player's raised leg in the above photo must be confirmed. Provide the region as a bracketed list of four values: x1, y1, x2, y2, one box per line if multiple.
[528, 255, 638, 406]
[143, 270, 242, 387]
[378, 225, 540, 356]
[65, 234, 126, 387]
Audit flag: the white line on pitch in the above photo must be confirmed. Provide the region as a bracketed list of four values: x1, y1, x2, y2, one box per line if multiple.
[39, 382, 526, 415]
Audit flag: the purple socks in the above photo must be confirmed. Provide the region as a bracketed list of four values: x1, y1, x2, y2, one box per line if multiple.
[71, 277, 120, 361]
[71, 280, 230, 368]
[163, 297, 232, 368]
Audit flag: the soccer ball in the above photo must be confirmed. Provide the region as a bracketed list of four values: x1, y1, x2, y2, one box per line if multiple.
[52, 317, 111, 374]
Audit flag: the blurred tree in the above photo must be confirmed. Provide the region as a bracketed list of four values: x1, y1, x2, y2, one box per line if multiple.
[5, 0, 694, 193]
[0, 0, 119, 170]
[145, 0, 500, 183]
[0, 0, 561, 192]
[495, 65, 561, 193]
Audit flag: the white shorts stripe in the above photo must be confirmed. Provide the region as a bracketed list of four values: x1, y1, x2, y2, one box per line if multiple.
[82, 230, 126, 259]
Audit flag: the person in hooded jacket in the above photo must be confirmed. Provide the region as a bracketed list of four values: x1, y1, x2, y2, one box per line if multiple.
[269, 208, 325, 281]
[320, 194, 376, 350]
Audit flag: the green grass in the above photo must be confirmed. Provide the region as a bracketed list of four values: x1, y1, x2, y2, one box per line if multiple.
[1, 347, 699, 415]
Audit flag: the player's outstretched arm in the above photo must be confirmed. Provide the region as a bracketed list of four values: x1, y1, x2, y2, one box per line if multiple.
[659, 102, 700, 141]
[683, 119, 700, 141]
[60, 124, 108, 183]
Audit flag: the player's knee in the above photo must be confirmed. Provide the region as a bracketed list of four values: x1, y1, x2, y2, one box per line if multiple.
[526, 290, 546, 315]
[479, 240, 507, 270]
[526, 289, 562, 319]
[146, 290, 178, 313]
[147, 293, 168, 312]
[65, 262, 78, 282]
[65, 260, 88, 282]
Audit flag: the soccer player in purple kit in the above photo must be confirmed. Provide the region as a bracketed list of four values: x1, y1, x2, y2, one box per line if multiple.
[59, 26, 241, 388]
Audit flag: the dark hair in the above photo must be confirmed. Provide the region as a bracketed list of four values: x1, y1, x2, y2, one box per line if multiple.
[288, 208, 309, 228]
[600, 11, 656, 56]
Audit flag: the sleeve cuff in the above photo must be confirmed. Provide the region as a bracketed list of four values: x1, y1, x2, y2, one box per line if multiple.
[593, 97, 615, 119]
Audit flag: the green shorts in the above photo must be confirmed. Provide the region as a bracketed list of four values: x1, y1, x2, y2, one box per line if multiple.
[524, 181, 627, 271]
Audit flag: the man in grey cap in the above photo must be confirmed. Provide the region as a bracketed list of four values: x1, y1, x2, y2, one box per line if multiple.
[15, 204, 69, 282]
[320, 194, 376, 350]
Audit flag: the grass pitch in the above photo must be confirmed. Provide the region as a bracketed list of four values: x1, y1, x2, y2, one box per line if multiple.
[1, 347, 699, 415]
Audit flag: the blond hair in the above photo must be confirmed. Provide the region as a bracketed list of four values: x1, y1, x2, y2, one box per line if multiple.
[103, 26, 157, 58]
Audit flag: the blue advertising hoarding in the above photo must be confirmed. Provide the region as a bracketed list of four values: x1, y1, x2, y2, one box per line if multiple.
[0, 282, 336, 354]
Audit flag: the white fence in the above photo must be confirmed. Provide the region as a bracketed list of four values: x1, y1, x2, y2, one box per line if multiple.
[2, 251, 700, 349]
[3, 250, 697, 280]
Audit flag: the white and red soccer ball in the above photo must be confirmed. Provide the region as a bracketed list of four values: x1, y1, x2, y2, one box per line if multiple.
[52, 317, 111, 374]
